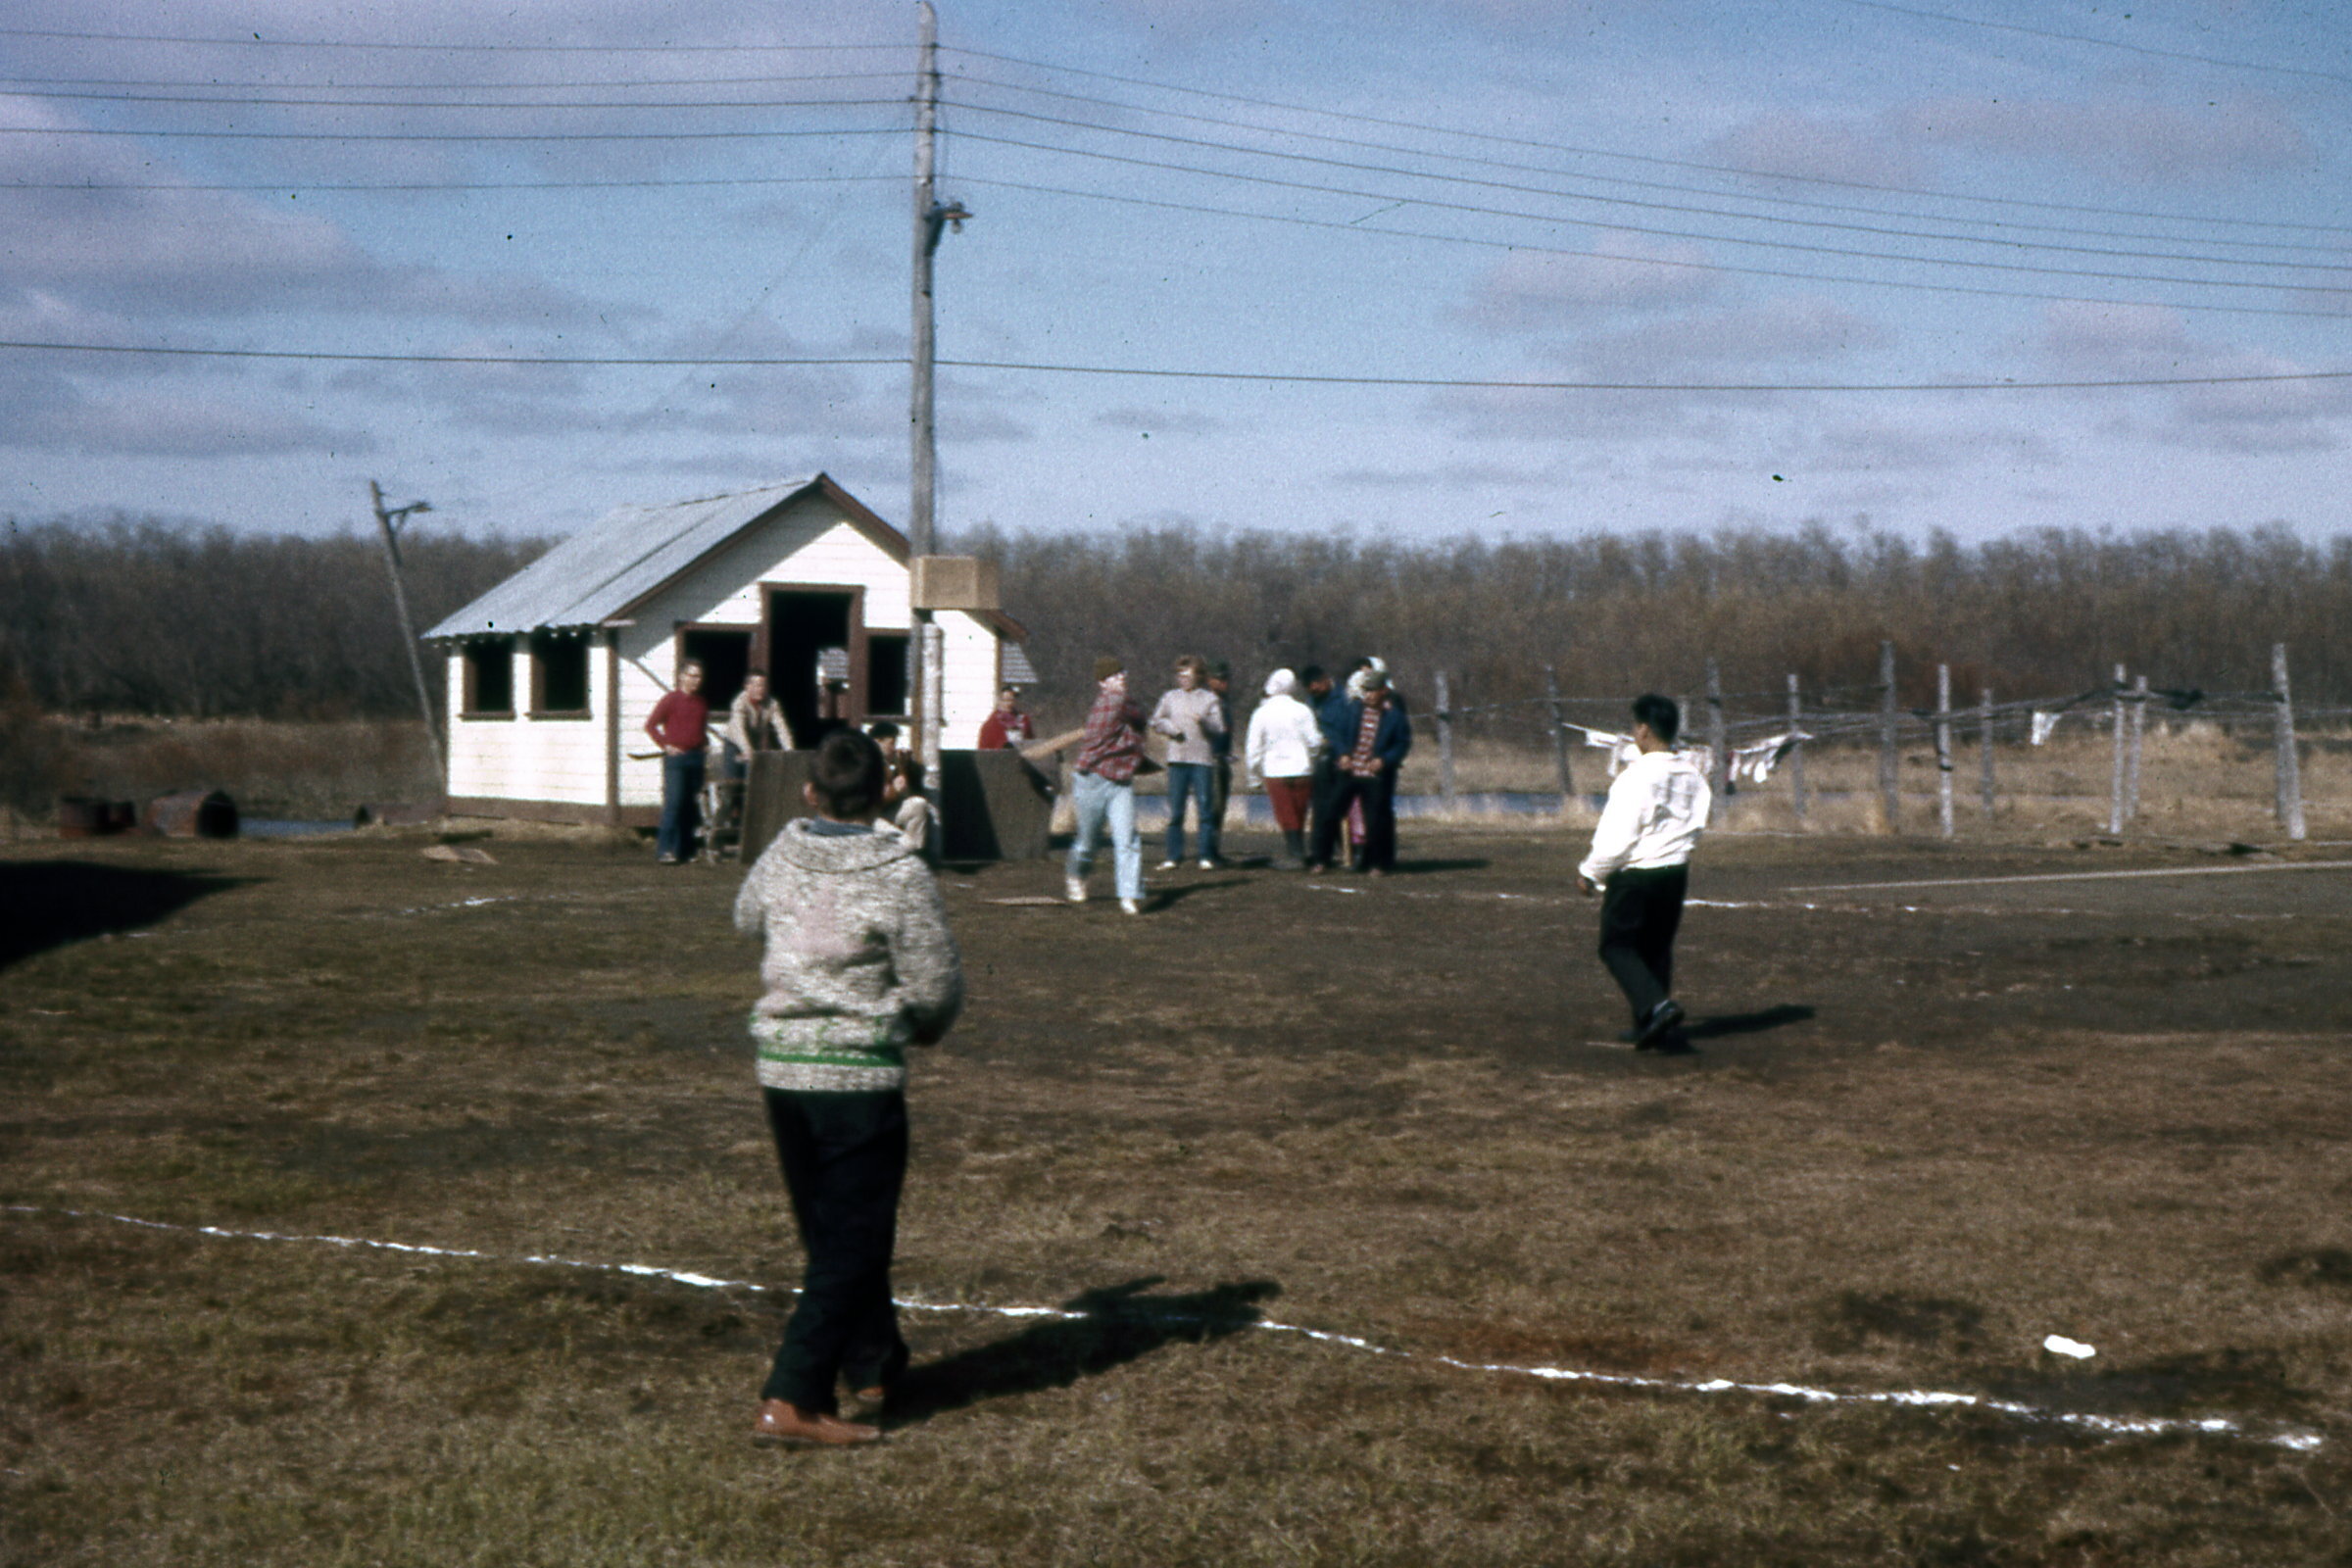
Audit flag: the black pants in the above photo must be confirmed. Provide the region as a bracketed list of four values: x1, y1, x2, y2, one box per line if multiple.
[760, 1088, 909, 1411]
[1310, 768, 1396, 871]
[1596, 864, 1688, 1024]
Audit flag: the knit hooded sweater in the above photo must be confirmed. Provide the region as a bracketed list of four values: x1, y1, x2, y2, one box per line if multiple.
[733, 818, 964, 1093]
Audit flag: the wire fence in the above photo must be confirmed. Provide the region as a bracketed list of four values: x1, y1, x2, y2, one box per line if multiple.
[1418, 641, 2327, 842]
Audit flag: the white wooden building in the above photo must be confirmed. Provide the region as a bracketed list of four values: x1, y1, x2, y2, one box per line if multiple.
[423, 474, 1032, 825]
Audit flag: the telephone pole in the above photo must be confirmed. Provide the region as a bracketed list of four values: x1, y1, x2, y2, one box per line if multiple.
[908, 1, 967, 785]
[369, 480, 444, 791]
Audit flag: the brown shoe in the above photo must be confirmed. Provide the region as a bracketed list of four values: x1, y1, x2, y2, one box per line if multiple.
[752, 1399, 882, 1447]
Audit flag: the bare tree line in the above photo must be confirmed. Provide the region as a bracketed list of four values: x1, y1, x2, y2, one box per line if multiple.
[4, 514, 2345, 731]
[0, 515, 547, 719]
[957, 522, 2352, 728]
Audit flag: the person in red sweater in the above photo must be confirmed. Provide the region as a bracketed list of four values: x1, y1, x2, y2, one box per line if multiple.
[976, 686, 1034, 750]
[646, 660, 710, 863]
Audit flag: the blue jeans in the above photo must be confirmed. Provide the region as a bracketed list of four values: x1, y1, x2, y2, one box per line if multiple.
[1162, 761, 1216, 862]
[658, 751, 705, 860]
[1066, 771, 1142, 900]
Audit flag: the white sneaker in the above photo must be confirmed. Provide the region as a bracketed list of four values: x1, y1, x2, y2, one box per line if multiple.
[1156, 859, 1179, 871]
[1064, 877, 1086, 904]
[1198, 858, 1215, 869]
[1119, 898, 1142, 915]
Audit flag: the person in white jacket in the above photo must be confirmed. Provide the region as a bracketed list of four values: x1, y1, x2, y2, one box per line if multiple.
[1577, 693, 1711, 1053]
[1245, 667, 1324, 868]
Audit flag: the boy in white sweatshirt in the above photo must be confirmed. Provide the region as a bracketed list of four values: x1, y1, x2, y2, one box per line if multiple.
[1578, 694, 1711, 1053]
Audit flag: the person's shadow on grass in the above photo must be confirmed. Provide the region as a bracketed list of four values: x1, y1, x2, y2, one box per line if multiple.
[1683, 1004, 1814, 1042]
[0, 861, 255, 972]
[883, 1276, 1281, 1429]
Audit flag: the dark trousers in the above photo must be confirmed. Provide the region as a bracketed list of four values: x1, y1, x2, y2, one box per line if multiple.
[1206, 758, 1231, 859]
[1310, 767, 1396, 871]
[657, 752, 705, 860]
[1596, 864, 1688, 1024]
[760, 1088, 909, 1412]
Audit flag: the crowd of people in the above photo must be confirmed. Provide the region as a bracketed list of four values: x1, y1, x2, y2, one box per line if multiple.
[647, 651, 1418, 883]
[1059, 653, 1414, 910]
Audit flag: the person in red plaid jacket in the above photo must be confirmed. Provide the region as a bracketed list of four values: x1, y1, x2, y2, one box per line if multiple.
[1064, 656, 1149, 914]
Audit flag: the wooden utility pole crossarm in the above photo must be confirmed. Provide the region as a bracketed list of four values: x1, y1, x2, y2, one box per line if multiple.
[369, 480, 445, 794]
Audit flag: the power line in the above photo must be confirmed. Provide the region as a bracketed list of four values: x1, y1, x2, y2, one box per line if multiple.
[0, 24, 909, 54]
[3, 174, 900, 193]
[0, 71, 903, 91]
[0, 118, 906, 144]
[948, 172, 2352, 323]
[949, 69, 2352, 260]
[1832, 0, 2352, 87]
[20, 70, 2335, 278]
[9, 86, 913, 110]
[942, 43, 2352, 238]
[942, 104, 2348, 295]
[948, 131, 2352, 317]
[4, 338, 2347, 391]
[943, 76, 2352, 277]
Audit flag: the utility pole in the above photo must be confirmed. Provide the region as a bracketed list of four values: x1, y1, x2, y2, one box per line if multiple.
[369, 480, 444, 792]
[907, 0, 967, 788]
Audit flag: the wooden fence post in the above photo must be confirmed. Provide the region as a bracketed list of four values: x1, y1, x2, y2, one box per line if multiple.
[2107, 662, 2127, 835]
[1879, 640, 1899, 834]
[1434, 669, 1456, 811]
[1979, 686, 1995, 821]
[1788, 673, 1806, 824]
[2275, 643, 2307, 842]
[1705, 659, 1728, 822]
[2126, 673, 2147, 821]
[1936, 662, 1954, 839]
[1544, 664, 1572, 812]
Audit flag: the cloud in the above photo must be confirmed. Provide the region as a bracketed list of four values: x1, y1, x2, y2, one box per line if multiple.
[1091, 406, 1224, 435]
[1460, 235, 1721, 328]
[1886, 94, 2309, 182]
[2033, 302, 2349, 453]
[0, 363, 370, 456]
[1569, 295, 1893, 379]
[1702, 114, 1930, 188]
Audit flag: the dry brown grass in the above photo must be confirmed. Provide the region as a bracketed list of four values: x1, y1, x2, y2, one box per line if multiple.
[3, 827, 2348, 1565]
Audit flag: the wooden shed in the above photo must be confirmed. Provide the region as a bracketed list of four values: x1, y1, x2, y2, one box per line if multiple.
[423, 474, 1032, 826]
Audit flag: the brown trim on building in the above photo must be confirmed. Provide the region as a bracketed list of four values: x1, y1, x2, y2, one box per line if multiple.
[448, 795, 660, 828]
[527, 629, 593, 718]
[460, 635, 517, 718]
[756, 581, 867, 726]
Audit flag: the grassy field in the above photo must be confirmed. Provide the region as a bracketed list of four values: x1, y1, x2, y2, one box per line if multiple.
[3, 823, 2349, 1565]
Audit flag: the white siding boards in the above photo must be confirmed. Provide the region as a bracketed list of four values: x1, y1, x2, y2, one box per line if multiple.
[424, 475, 1030, 826]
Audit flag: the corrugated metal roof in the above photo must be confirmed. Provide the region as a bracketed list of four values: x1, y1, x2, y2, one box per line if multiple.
[423, 476, 823, 640]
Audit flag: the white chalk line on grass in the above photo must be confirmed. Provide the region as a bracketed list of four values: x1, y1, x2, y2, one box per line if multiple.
[7, 1204, 2320, 1453]
[1791, 859, 2352, 893]
[1299, 883, 2291, 921]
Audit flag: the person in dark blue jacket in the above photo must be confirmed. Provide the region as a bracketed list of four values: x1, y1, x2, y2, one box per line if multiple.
[1308, 668, 1412, 875]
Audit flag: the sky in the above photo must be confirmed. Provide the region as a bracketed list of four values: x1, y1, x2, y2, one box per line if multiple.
[2, 0, 2347, 547]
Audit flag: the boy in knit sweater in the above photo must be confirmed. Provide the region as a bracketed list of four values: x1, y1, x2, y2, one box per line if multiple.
[734, 728, 964, 1446]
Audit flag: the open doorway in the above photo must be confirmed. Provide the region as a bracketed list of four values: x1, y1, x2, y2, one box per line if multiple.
[760, 587, 861, 747]
[678, 627, 753, 712]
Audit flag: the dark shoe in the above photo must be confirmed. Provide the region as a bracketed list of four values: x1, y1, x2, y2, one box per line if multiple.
[1633, 1000, 1686, 1050]
[752, 1399, 881, 1447]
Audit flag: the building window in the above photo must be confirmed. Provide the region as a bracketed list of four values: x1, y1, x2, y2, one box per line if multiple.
[866, 633, 909, 717]
[463, 637, 514, 716]
[531, 632, 590, 715]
